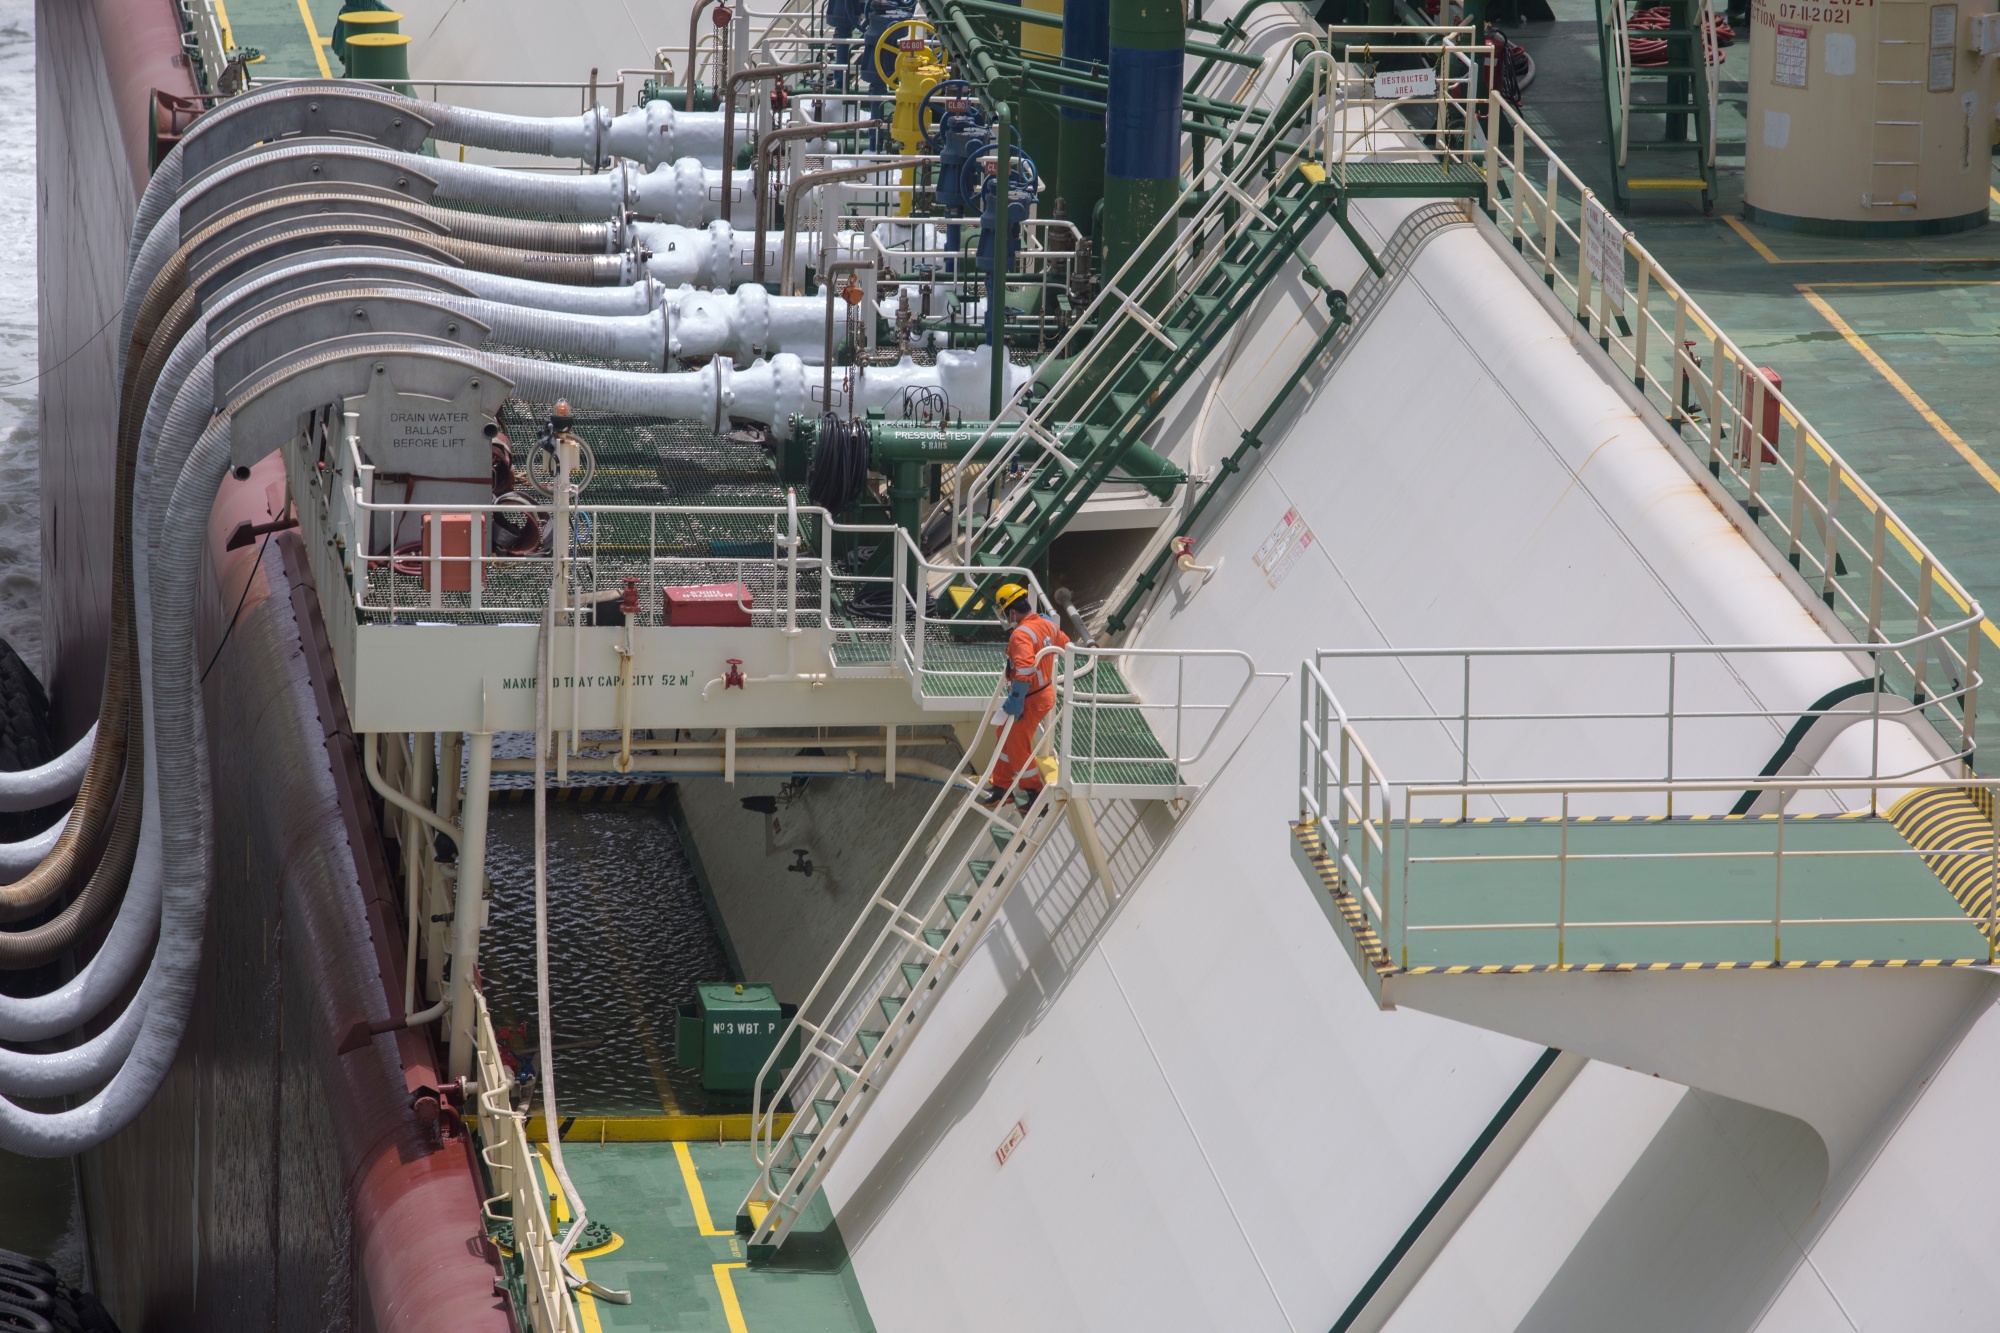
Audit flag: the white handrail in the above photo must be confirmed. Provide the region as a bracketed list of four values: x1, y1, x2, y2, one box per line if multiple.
[1482, 88, 1990, 758]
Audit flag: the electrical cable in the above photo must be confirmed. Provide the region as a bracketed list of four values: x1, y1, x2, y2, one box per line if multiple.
[199, 530, 271, 685]
[806, 413, 872, 512]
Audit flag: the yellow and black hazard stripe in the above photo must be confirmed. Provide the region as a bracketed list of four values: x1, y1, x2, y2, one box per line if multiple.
[494, 781, 671, 806]
[1291, 821, 1396, 974]
[1402, 956, 1985, 976]
[1888, 787, 2000, 928]
[1406, 811, 1875, 826]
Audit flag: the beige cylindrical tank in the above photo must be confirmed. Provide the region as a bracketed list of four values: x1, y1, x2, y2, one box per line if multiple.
[1744, 0, 1999, 234]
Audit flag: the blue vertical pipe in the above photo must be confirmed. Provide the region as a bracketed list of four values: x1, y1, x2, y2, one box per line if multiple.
[1057, 0, 1108, 232]
[1102, 0, 1182, 280]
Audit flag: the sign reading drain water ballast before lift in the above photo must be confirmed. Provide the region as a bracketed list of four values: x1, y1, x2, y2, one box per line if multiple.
[357, 379, 496, 556]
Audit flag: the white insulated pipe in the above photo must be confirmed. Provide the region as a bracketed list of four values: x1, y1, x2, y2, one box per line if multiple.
[631, 222, 870, 292]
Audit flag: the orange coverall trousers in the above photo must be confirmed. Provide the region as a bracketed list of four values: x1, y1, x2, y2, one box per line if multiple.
[991, 685, 1054, 792]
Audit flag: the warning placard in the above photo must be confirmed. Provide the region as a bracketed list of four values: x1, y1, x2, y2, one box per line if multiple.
[1774, 23, 1808, 88]
[1373, 68, 1438, 99]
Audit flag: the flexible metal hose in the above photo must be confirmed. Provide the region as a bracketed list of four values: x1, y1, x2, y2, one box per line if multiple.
[0, 726, 94, 812]
[127, 188, 628, 375]
[0, 753, 142, 970]
[0, 421, 235, 1155]
[0, 814, 69, 880]
[130, 82, 754, 273]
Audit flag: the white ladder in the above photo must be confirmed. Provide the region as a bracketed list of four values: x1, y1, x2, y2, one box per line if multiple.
[737, 712, 1094, 1255]
[1866, 0, 1928, 209]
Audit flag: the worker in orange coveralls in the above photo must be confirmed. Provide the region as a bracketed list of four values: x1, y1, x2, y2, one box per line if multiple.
[980, 583, 1068, 808]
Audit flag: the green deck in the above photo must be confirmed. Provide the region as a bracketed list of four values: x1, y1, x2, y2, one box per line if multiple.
[214, 0, 342, 78]
[1395, 814, 1991, 968]
[549, 1139, 876, 1333]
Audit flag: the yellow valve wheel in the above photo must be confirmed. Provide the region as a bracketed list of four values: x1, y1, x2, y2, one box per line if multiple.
[873, 16, 938, 88]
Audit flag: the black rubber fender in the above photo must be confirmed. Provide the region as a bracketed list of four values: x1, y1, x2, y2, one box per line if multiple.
[0, 1298, 54, 1333]
[0, 1282, 48, 1317]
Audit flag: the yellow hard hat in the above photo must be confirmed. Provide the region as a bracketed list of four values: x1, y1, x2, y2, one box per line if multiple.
[995, 583, 1030, 612]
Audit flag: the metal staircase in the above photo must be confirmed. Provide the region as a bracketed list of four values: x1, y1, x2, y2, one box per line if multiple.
[942, 53, 1351, 591]
[736, 695, 1086, 1256]
[736, 643, 1264, 1254]
[1596, 0, 1720, 210]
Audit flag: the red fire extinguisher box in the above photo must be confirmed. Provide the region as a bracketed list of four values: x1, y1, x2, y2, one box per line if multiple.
[663, 583, 754, 627]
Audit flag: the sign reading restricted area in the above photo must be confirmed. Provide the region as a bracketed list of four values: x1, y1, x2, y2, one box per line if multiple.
[1373, 67, 1437, 99]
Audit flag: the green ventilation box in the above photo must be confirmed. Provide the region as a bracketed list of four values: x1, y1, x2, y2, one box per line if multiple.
[675, 983, 800, 1093]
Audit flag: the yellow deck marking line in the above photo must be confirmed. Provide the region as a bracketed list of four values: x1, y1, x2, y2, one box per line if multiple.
[1797, 284, 2000, 499]
[714, 1263, 752, 1333]
[296, 0, 332, 77]
[212, 0, 236, 50]
[1727, 215, 2000, 265]
[569, 1253, 606, 1333]
[1990, 185, 2000, 210]
[674, 1140, 734, 1236]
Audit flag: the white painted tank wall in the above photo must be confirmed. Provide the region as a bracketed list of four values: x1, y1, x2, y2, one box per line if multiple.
[819, 20, 1958, 1333]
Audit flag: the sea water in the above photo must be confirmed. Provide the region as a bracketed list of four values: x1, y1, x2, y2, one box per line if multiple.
[0, 0, 86, 1285]
[0, 0, 38, 674]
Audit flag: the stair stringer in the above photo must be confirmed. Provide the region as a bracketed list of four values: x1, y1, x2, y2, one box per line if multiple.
[741, 782, 1096, 1253]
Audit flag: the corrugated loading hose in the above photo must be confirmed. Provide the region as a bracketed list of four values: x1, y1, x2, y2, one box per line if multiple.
[129, 80, 756, 276]
[0, 727, 93, 811]
[0, 405, 225, 1153]
[125, 190, 629, 383]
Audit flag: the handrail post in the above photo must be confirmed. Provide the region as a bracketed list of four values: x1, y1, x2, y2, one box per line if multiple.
[1632, 257, 1650, 389]
[1664, 651, 1676, 818]
[1557, 790, 1568, 967]
[1773, 799, 1785, 964]
[1962, 624, 1981, 776]
[1484, 89, 1500, 217]
[1459, 654, 1471, 822]
[1870, 657, 1882, 815]
[1913, 555, 1934, 705]
[1867, 502, 1888, 642]
[1986, 788, 1998, 963]
[1746, 368, 1765, 519]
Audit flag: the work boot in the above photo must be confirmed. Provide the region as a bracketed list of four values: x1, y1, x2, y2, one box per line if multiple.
[977, 784, 1008, 808]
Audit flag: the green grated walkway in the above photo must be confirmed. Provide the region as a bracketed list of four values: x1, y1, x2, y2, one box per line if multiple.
[553, 1140, 875, 1333]
[1301, 812, 1994, 972]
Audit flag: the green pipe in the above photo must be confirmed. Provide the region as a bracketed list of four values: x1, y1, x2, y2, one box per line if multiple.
[1185, 0, 1291, 87]
[990, 97, 1012, 418]
[952, 0, 1063, 25]
[1107, 295, 1350, 631]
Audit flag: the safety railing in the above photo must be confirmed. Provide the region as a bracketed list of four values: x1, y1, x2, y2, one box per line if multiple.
[1320, 26, 1485, 188]
[887, 530, 1050, 698]
[1481, 90, 1992, 743]
[1314, 627, 1986, 817]
[1056, 647, 1275, 797]
[471, 989, 582, 1333]
[1299, 661, 2000, 970]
